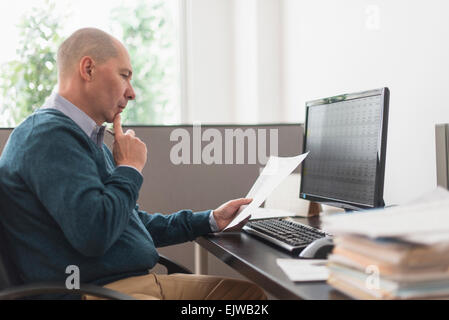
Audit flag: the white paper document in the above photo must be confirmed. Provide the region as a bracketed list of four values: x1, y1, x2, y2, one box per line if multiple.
[249, 208, 296, 220]
[322, 188, 449, 244]
[224, 152, 309, 230]
[276, 259, 329, 282]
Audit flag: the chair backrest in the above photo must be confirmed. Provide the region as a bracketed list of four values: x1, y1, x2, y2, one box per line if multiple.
[0, 222, 22, 290]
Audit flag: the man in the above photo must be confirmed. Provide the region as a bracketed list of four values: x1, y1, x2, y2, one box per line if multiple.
[0, 28, 266, 300]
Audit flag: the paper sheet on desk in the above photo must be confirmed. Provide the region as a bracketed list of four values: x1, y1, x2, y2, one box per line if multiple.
[276, 259, 329, 282]
[224, 152, 309, 230]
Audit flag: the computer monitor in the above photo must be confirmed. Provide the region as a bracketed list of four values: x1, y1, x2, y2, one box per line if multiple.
[299, 88, 389, 211]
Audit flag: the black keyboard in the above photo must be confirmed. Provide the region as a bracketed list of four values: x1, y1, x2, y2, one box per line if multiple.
[243, 218, 330, 253]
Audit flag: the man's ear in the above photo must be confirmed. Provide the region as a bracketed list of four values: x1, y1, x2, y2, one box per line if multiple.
[79, 56, 95, 81]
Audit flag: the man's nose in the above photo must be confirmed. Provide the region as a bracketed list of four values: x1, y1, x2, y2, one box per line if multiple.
[126, 83, 136, 101]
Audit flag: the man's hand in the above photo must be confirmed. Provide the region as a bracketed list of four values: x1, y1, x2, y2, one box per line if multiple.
[213, 198, 253, 232]
[112, 114, 147, 172]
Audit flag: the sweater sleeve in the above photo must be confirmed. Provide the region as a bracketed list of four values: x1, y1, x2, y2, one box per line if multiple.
[21, 123, 143, 257]
[136, 205, 212, 248]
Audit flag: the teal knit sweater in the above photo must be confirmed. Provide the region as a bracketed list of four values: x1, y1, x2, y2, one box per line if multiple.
[0, 109, 212, 295]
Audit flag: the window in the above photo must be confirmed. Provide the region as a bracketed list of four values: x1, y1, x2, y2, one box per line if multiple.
[0, 0, 181, 127]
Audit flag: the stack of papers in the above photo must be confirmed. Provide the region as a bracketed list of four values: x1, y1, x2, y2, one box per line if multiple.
[322, 188, 449, 299]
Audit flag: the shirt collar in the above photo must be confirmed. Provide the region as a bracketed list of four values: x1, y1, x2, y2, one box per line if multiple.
[42, 92, 106, 148]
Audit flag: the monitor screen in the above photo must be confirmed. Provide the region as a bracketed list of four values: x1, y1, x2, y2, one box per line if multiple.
[300, 88, 389, 210]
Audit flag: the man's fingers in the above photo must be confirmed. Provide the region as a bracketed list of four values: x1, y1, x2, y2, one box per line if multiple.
[125, 129, 136, 137]
[230, 198, 253, 208]
[113, 114, 124, 137]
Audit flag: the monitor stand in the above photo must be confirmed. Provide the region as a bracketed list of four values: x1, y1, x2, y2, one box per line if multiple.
[307, 201, 322, 217]
[307, 201, 375, 215]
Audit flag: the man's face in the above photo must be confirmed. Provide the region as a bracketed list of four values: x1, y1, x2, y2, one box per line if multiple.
[88, 43, 136, 124]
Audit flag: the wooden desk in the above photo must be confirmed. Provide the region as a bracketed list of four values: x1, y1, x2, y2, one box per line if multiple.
[195, 216, 348, 300]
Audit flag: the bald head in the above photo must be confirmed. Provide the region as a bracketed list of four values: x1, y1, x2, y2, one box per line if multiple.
[57, 28, 119, 79]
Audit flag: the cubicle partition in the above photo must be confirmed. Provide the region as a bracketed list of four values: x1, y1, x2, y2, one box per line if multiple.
[0, 124, 303, 278]
[103, 124, 303, 214]
[0, 129, 10, 155]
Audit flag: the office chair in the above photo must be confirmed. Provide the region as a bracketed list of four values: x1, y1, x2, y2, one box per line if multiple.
[0, 222, 192, 300]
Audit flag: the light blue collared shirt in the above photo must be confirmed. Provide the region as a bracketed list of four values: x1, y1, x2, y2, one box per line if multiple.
[43, 92, 106, 148]
[41, 92, 219, 232]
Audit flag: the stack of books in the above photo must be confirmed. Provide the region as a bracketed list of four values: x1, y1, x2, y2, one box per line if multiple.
[326, 235, 449, 299]
[322, 191, 449, 299]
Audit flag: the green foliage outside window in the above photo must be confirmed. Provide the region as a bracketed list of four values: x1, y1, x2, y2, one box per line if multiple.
[0, 0, 61, 126]
[0, 0, 178, 127]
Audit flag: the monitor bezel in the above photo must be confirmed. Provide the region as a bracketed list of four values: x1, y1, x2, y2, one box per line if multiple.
[299, 87, 389, 211]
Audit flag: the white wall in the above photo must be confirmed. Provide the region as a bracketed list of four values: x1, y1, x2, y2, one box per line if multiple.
[233, 0, 283, 123]
[184, 0, 283, 124]
[282, 0, 449, 204]
[185, 0, 449, 204]
[183, 0, 234, 123]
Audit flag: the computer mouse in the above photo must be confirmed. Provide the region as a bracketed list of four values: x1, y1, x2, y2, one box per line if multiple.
[298, 237, 334, 259]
